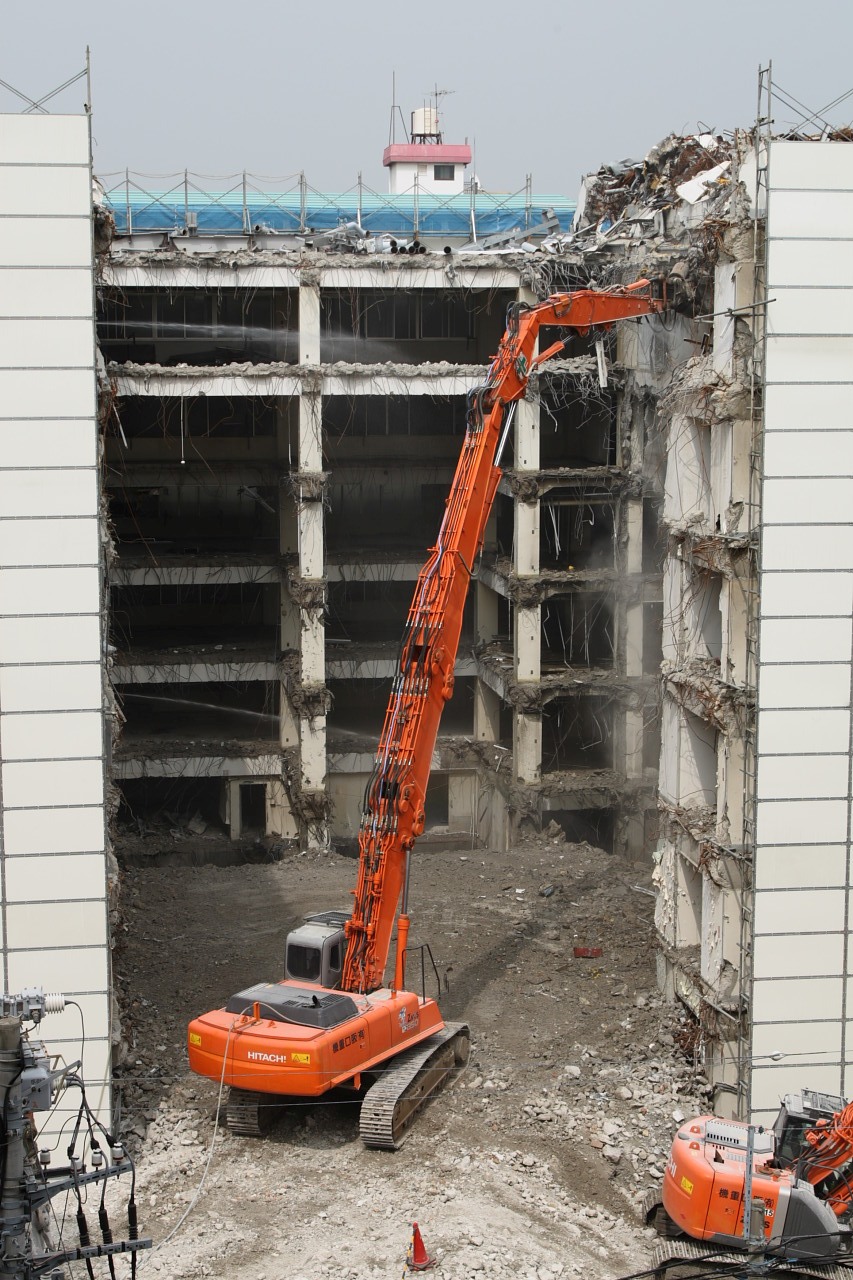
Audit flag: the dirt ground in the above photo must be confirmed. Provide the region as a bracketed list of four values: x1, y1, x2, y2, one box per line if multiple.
[112, 830, 706, 1280]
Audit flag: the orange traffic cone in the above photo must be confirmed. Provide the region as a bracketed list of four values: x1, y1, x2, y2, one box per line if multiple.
[407, 1222, 435, 1271]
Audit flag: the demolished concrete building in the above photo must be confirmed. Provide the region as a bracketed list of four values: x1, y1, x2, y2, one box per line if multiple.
[1, 86, 852, 1128]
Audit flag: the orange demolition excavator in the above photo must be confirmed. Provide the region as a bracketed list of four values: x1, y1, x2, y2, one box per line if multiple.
[646, 1089, 853, 1275]
[187, 277, 667, 1147]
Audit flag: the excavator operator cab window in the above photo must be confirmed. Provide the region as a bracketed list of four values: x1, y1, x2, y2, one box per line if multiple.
[328, 942, 342, 973]
[287, 944, 321, 983]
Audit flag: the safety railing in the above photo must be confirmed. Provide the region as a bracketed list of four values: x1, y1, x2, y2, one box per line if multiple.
[99, 169, 575, 241]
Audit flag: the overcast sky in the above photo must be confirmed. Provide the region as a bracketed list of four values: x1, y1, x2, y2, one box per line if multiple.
[3, 0, 851, 198]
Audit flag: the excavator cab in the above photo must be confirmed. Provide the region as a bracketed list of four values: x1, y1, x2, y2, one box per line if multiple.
[773, 1089, 845, 1163]
[284, 910, 350, 989]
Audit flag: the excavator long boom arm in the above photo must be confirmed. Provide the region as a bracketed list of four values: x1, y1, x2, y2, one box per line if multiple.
[341, 278, 666, 994]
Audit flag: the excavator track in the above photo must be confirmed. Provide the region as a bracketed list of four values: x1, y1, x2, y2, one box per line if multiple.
[653, 1239, 852, 1280]
[641, 1190, 684, 1237]
[225, 1087, 277, 1137]
[359, 1021, 470, 1150]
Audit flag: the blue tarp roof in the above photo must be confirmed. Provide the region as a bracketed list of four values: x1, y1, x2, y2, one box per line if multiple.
[103, 184, 576, 239]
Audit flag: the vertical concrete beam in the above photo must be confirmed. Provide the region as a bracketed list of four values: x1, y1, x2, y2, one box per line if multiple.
[511, 282, 543, 802]
[228, 779, 242, 842]
[474, 681, 501, 742]
[476, 580, 498, 643]
[514, 712, 541, 785]
[514, 604, 540, 683]
[299, 280, 321, 367]
[296, 278, 327, 849]
[448, 774, 475, 833]
[301, 716, 327, 792]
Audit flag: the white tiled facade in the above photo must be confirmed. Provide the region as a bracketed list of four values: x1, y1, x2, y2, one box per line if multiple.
[0, 114, 110, 1127]
[752, 140, 853, 1121]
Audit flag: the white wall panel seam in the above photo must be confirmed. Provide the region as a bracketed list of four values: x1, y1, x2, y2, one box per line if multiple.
[9, 944, 107, 952]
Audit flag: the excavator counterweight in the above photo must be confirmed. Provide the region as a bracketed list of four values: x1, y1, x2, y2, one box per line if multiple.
[188, 278, 667, 1145]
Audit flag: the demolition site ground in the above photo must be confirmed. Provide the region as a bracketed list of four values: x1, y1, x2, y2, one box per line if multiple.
[115, 833, 705, 1280]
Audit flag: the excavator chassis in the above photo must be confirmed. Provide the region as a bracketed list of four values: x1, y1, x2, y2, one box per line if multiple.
[651, 1238, 851, 1280]
[642, 1196, 852, 1280]
[359, 1020, 469, 1149]
[222, 1021, 469, 1146]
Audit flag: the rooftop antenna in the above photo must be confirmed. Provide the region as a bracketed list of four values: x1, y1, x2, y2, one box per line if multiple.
[388, 71, 410, 146]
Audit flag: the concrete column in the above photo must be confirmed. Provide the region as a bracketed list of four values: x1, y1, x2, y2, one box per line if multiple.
[228, 778, 242, 841]
[474, 680, 501, 742]
[624, 601, 643, 678]
[624, 707, 644, 779]
[448, 774, 475, 834]
[299, 280, 321, 366]
[511, 281, 543, 794]
[515, 392, 540, 471]
[301, 608, 325, 685]
[297, 279, 327, 848]
[301, 716, 327, 792]
[515, 500, 539, 577]
[514, 712, 541, 785]
[625, 497, 643, 574]
[476, 580, 499, 642]
[514, 604, 540, 683]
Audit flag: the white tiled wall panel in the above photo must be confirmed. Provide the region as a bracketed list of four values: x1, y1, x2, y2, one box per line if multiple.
[0, 616, 101, 664]
[760, 618, 852, 664]
[0, 114, 110, 1132]
[0, 518, 99, 567]
[0, 369, 95, 417]
[0, 318, 98, 368]
[0, 566, 100, 616]
[754, 845, 848, 890]
[764, 381, 851, 431]
[763, 528, 853, 570]
[0, 115, 89, 164]
[6, 945, 108, 995]
[755, 798, 848, 847]
[0, 710, 103, 760]
[757, 709, 851, 755]
[5, 900, 107, 949]
[752, 141, 853, 1118]
[756, 753, 848, 801]
[0, 217, 93, 267]
[769, 141, 853, 189]
[769, 288, 853, 335]
[764, 431, 853, 475]
[2, 758, 104, 809]
[0, 662, 101, 711]
[766, 336, 853, 384]
[4, 853, 110, 902]
[768, 239, 853, 289]
[763, 478, 853, 525]
[0, 422, 97, 467]
[757, 662, 850, 709]
[760, 571, 852, 618]
[754, 887, 846, 934]
[754, 976, 845, 1024]
[752, 1020, 843, 1058]
[753, 931, 844, 978]
[0, 166, 91, 215]
[0, 470, 97, 518]
[3, 805, 104, 856]
[0, 269, 94, 317]
[767, 190, 853, 240]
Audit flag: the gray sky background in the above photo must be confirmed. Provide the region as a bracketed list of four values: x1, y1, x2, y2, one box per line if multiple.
[2, 0, 851, 198]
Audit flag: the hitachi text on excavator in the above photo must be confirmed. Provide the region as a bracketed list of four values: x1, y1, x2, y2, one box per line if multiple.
[187, 277, 668, 1147]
